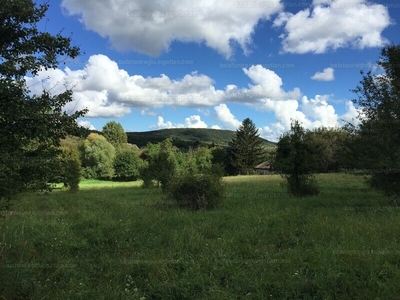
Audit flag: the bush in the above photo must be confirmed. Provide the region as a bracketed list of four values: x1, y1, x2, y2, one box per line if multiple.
[167, 173, 225, 211]
[368, 172, 400, 197]
[284, 174, 319, 197]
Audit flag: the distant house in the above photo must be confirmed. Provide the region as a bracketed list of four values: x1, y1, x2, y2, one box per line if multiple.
[254, 162, 272, 175]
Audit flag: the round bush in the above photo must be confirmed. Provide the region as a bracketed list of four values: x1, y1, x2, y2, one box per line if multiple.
[167, 173, 225, 211]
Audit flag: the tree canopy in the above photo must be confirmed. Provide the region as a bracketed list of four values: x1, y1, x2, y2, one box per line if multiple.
[102, 121, 127, 149]
[140, 138, 178, 189]
[0, 1, 87, 202]
[350, 43, 400, 196]
[81, 133, 115, 179]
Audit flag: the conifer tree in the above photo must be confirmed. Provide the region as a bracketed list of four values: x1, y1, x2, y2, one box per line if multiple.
[227, 118, 264, 175]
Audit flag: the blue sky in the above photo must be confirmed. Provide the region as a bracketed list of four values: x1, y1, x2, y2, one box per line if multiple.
[26, 0, 400, 141]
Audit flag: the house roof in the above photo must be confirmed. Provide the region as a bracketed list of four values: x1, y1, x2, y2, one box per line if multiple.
[254, 161, 270, 169]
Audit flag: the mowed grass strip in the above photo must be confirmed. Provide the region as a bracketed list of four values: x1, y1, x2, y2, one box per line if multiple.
[1, 174, 400, 299]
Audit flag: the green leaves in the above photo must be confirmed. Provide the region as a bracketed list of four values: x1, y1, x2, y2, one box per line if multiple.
[81, 134, 115, 180]
[102, 121, 127, 149]
[274, 120, 320, 197]
[350, 43, 400, 196]
[113, 150, 140, 181]
[0, 1, 87, 200]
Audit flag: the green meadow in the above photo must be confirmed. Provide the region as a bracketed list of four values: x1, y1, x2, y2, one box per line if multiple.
[1, 174, 400, 299]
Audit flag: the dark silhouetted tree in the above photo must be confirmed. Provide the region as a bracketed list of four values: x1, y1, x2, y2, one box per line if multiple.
[0, 1, 87, 204]
[350, 43, 400, 196]
[273, 120, 320, 197]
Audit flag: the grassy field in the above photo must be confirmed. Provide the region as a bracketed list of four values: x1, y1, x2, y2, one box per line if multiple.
[1, 174, 400, 299]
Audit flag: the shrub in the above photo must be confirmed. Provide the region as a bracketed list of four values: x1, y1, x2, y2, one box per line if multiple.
[273, 120, 321, 197]
[368, 172, 400, 197]
[284, 174, 319, 197]
[167, 172, 225, 211]
[60, 147, 82, 192]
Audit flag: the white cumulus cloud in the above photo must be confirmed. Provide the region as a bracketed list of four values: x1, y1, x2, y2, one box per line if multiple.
[311, 67, 335, 81]
[61, 0, 283, 58]
[78, 120, 96, 130]
[25, 55, 357, 141]
[214, 104, 241, 130]
[150, 115, 208, 130]
[273, 0, 392, 54]
[340, 100, 361, 126]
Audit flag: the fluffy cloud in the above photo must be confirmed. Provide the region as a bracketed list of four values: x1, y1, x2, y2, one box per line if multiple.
[25, 54, 221, 117]
[151, 116, 174, 129]
[150, 115, 209, 130]
[301, 95, 338, 126]
[25, 54, 356, 141]
[25, 55, 303, 118]
[340, 100, 361, 125]
[214, 104, 241, 130]
[61, 0, 283, 58]
[311, 67, 335, 81]
[273, 0, 392, 54]
[184, 115, 208, 128]
[78, 120, 96, 130]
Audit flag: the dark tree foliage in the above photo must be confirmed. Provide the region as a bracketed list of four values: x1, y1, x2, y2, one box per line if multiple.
[350, 43, 400, 196]
[306, 127, 350, 172]
[113, 150, 140, 181]
[102, 121, 127, 149]
[210, 146, 228, 176]
[0, 1, 87, 203]
[227, 118, 264, 175]
[273, 120, 320, 197]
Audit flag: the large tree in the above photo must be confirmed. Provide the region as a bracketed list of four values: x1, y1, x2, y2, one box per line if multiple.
[227, 118, 264, 175]
[80, 133, 116, 179]
[0, 1, 87, 203]
[350, 43, 400, 196]
[102, 121, 127, 149]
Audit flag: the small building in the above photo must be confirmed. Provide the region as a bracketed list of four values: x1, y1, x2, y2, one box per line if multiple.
[254, 162, 272, 175]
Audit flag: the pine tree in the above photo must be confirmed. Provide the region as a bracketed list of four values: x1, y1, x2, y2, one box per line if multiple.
[227, 118, 264, 175]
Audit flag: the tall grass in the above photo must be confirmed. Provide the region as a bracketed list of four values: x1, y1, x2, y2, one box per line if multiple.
[1, 173, 400, 299]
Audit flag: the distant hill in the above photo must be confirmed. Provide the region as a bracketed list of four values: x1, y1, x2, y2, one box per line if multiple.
[126, 128, 276, 149]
